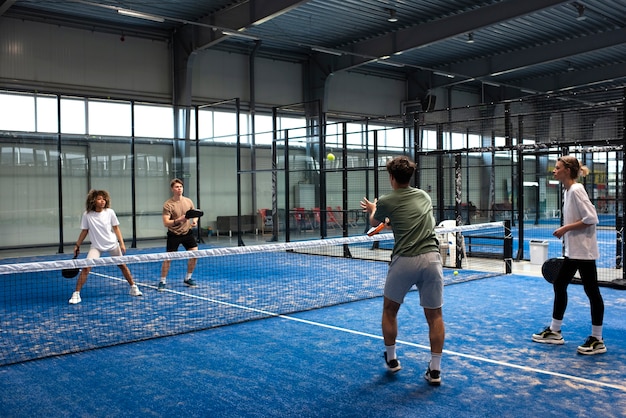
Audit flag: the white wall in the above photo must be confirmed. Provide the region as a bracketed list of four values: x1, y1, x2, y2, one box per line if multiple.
[326, 72, 406, 116]
[0, 18, 170, 99]
[1, 17, 421, 115]
[191, 50, 303, 107]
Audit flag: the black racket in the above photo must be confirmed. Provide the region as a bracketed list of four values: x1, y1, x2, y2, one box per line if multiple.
[185, 209, 204, 219]
[62, 254, 80, 279]
[541, 257, 564, 284]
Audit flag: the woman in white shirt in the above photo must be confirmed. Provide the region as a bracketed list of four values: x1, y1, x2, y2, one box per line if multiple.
[531, 156, 605, 355]
[69, 189, 143, 304]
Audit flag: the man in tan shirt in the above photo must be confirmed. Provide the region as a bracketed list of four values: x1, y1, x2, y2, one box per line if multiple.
[158, 178, 199, 291]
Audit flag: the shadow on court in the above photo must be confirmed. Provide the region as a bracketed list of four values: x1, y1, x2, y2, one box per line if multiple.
[0, 274, 625, 417]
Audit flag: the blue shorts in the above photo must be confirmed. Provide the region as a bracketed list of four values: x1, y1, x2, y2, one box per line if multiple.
[384, 251, 444, 309]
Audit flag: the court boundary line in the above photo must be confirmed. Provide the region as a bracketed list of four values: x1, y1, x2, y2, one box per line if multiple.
[91, 272, 626, 394]
[285, 316, 626, 393]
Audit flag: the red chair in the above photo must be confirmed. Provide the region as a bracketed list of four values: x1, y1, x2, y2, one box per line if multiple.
[326, 206, 342, 229]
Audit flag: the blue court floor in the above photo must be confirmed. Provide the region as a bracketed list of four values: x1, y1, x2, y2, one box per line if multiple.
[1, 273, 624, 417]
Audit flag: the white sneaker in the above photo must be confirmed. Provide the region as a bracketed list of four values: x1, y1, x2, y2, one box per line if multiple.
[69, 291, 81, 304]
[129, 284, 143, 297]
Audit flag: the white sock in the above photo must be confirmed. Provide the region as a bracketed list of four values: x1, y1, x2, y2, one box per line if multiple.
[385, 344, 396, 360]
[591, 325, 603, 340]
[430, 353, 442, 371]
[550, 318, 563, 332]
[160, 277, 166, 284]
[186, 273, 192, 281]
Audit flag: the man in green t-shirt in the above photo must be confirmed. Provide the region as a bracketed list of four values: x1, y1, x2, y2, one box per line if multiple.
[360, 156, 445, 386]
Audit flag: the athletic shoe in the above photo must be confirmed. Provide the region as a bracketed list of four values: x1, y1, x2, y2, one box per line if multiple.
[383, 352, 401, 373]
[157, 282, 166, 292]
[129, 284, 142, 297]
[69, 291, 81, 304]
[424, 367, 441, 386]
[577, 336, 607, 355]
[184, 278, 197, 288]
[532, 327, 564, 344]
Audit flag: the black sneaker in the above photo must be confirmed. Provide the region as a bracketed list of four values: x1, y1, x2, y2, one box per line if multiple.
[532, 326, 564, 345]
[577, 336, 607, 355]
[424, 367, 441, 386]
[183, 278, 197, 288]
[384, 352, 401, 373]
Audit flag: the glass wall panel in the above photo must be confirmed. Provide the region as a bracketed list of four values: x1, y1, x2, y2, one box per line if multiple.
[36, 95, 59, 133]
[134, 140, 174, 239]
[134, 104, 174, 139]
[88, 101, 131, 137]
[0, 138, 60, 246]
[0, 92, 35, 131]
[61, 98, 86, 134]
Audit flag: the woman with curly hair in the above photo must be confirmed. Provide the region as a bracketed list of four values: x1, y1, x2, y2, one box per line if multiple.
[69, 189, 142, 304]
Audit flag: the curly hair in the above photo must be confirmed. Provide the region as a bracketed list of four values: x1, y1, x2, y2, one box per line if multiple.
[386, 155, 416, 184]
[558, 156, 590, 179]
[85, 189, 111, 212]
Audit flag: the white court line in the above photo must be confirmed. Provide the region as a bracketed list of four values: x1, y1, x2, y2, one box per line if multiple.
[93, 273, 626, 393]
[281, 316, 626, 393]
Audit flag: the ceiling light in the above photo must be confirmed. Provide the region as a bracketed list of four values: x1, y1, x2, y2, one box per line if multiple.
[117, 8, 165, 23]
[222, 30, 260, 41]
[311, 46, 343, 56]
[575, 3, 587, 21]
[433, 71, 455, 79]
[387, 9, 398, 23]
[466, 33, 475, 44]
[377, 59, 404, 68]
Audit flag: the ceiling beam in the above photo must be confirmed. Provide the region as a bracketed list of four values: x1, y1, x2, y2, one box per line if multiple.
[519, 61, 626, 93]
[193, 0, 311, 51]
[445, 28, 626, 79]
[4, 6, 170, 40]
[0, 0, 17, 16]
[333, 0, 569, 72]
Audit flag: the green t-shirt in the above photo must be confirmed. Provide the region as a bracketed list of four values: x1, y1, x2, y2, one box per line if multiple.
[373, 187, 438, 257]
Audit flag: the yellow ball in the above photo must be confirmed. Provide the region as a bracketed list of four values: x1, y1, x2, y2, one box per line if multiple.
[327, 153, 335, 161]
[453, 270, 459, 275]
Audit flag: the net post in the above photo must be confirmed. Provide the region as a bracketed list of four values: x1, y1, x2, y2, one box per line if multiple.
[617, 214, 623, 270]
[371, 130, 380, 250]
[504, 219, 512, 274]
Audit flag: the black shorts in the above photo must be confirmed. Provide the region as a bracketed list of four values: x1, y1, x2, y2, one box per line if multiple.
[166, 230, 198, 252]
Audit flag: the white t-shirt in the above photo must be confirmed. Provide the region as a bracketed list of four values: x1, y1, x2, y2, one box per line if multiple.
[563, 183, 599, 260]
[80, 208, 121, 252]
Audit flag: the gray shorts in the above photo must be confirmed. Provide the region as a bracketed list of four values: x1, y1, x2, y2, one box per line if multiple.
[384, 251, 444, 309]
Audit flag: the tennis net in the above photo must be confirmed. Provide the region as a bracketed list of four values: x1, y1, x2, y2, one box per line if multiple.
[0, 221, 510, 366]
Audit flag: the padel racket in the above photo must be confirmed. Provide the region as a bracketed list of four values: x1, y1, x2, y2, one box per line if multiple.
[185, 209, 204, 219]
[62, 255, 80, 279]
[367, 222, 386, 237]
[541, 257, 564, 284]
